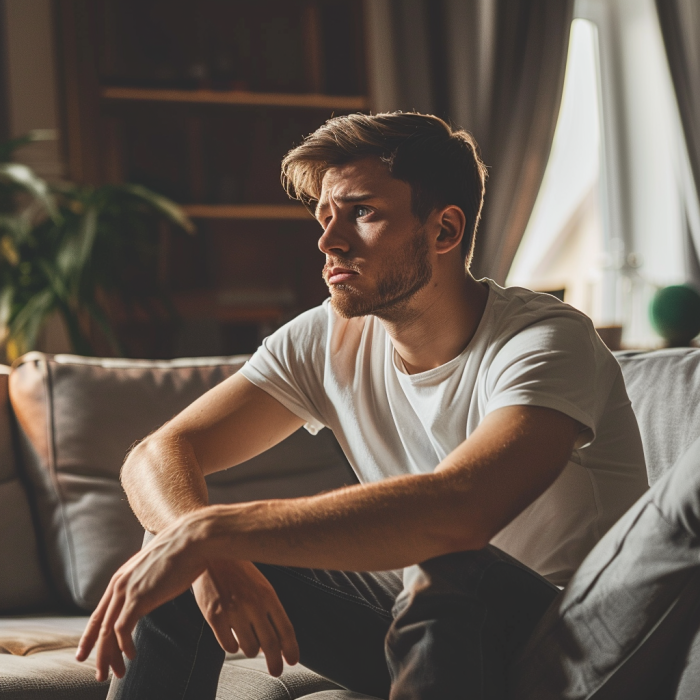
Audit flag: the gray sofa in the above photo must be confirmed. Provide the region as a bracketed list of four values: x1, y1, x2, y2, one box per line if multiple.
[1, 348, 700, 699]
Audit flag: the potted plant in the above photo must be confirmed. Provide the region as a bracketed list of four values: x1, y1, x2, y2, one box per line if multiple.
[0, 134, 194, 360]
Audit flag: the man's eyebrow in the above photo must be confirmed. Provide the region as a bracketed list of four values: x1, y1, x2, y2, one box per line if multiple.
[315, 192, 376, 217]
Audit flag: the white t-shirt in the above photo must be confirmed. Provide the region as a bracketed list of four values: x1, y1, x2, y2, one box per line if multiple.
[241, 279, 648, 585]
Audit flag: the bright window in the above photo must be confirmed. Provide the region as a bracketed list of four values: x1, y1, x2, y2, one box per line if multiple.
[507, 19, 603, 321]
[508, 1, 694, 348]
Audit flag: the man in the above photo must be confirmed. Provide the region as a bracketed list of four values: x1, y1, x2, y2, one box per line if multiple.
[77, 112, 648, 699]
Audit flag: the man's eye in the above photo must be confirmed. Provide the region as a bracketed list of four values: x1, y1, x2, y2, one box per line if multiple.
[355, 206, 371, 218]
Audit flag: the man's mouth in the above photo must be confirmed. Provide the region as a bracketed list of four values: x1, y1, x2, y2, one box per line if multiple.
[324, 264, 360, 285]
[328, 267, 359, 284]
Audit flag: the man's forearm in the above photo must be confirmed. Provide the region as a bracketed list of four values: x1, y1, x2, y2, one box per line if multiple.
[121, 432, 209, 534]
[185, 405, 579, 572]
[193, 470, 483, 572]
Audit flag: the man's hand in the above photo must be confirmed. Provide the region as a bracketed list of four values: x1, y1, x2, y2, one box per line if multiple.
[76, 513, 300, 682]
[192, 561, 299, 677]
[76, 517, 208, 682]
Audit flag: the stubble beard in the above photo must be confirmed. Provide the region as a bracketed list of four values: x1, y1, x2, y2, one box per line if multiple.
[325, 227, 433, 321]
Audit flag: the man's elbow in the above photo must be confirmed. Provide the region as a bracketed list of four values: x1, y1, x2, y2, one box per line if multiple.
[119, 433, 164, 501]
[433, 519, 493, 555]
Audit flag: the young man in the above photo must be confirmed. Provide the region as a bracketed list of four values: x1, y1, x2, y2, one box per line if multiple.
[78, 113, 648, 699]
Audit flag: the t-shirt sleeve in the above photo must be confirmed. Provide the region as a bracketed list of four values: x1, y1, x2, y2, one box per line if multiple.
[240, 304, 328, 435]
[484, 314, 617, 447]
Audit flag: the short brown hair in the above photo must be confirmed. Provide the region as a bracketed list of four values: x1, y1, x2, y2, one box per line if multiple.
[281, 112, 487, 263]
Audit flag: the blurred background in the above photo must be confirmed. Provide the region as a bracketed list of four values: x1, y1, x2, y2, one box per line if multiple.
[0, 0, 698, 359]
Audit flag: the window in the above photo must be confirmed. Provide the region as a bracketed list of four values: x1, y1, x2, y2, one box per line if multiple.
[508, 0, 695, 348]
[508, 19, 603, 321]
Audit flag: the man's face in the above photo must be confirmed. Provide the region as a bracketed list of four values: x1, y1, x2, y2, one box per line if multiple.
[316, 157, 433, 320]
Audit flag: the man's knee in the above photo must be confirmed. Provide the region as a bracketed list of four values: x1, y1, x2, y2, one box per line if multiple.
[393, 547, 558, 649]
[398, 547, 549, 608]
[107, 590, 224, 700]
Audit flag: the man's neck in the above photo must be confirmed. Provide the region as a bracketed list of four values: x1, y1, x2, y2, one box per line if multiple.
[381, 273, 489, 375]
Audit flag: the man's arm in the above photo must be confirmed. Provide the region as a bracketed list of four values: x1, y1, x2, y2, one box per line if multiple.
[80, 403, 581, 681]
[121, 371, 305, 534]
[111, 372, 306, 678]
[194, 403, 582, 570]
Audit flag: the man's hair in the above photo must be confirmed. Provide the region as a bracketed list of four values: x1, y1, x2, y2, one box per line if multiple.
[281, 112, 487, 264]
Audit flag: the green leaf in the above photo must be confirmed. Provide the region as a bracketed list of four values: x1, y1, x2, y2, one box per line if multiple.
[55, 204, 98, 287]
[0, 163, 59, 221]
[37, 259, 71, 303]
[7, 287, 57, 353]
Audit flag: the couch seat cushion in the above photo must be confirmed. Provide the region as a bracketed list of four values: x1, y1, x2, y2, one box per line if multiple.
[217, 657, 340, 700]
[0, 616, 358, 700]
[0, 647, 109, 700]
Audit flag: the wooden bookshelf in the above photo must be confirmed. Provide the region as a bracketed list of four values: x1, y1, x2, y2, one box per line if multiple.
[57, 0, 367, 357]
[101, 87, 369, 111]
[181, 204, 312, 220]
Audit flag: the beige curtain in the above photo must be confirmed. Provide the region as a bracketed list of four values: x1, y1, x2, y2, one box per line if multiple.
[656, 0, 700, 289]
[365, 0, 573, 283]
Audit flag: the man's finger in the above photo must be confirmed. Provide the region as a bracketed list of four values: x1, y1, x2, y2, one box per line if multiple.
[76, 581, 115, 661]
[269, 609, 299, 666]
[205, 612, 240, 654]
[94, 626, 122, 682]
[227, 612, 261, 658]
[253, 615, 284, 677]
[95, 583, 127, 680]
[109, 637, 126, 679]
[114, 598, 142, 660]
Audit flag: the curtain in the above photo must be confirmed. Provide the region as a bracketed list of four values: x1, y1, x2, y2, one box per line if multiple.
[656, 0, 700, 290]
[364, 0, 574, 284]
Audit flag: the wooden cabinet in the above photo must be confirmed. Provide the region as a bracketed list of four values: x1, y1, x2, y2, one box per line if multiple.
[55, 0, 368, 356]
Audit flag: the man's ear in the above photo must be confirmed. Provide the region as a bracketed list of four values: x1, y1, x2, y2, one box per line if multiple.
[434, 205, 465, 254]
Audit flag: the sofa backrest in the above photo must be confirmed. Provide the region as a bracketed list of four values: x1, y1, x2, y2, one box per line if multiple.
[9, 353, 356, 612]
[6, 347, 698, 614]
[0, 365, 53, 613]
[616, 348, 700, 485]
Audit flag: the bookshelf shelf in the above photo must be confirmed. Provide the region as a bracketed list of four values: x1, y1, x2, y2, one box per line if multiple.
[172, 290, 288, 323]
[101, 87, 368, 111]
[181, 204, 312, 220]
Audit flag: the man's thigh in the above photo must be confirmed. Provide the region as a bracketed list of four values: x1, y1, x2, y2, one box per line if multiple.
[256, 564, 403, 699]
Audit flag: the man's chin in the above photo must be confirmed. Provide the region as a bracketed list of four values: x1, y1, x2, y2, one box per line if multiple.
[329, 289, 370, 319]
[329, 288, 414, 321]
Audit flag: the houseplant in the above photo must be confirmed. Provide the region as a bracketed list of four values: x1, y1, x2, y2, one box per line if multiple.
[0, 134, 194, 360]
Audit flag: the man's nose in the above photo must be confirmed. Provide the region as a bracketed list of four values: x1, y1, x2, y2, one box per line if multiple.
[318, 216, 351, 255]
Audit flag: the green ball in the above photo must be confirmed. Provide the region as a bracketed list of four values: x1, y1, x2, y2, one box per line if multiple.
[649, 285, 700, 345]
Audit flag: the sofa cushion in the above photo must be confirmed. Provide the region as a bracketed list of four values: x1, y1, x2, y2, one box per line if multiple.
[0, 616, 348, 700]
[9, 353, 356, 612]
[0, 646, 109, 700]
[0, 647, 347, 700]
[616, 348, 700, 484]
[216, 657, 340, 700]
[0, 364, 53, 613]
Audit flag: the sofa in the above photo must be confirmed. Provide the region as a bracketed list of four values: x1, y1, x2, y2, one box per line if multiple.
[1, 347, 700, 699]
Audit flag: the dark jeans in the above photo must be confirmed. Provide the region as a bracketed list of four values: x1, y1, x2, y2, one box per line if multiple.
[107, 546, 559, 700]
